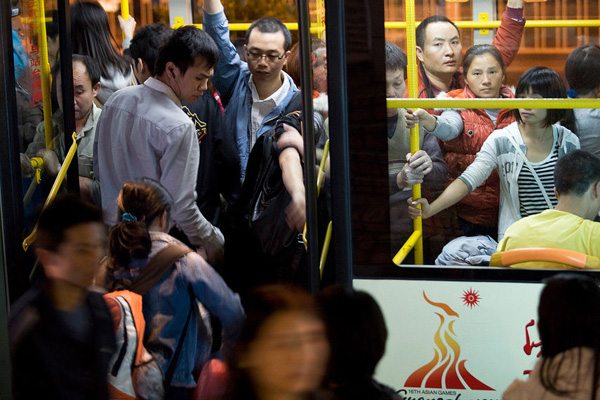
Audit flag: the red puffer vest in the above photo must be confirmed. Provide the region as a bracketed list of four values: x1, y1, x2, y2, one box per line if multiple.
[442, 85, 515, 227]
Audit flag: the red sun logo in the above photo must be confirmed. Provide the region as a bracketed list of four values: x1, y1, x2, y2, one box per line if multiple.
[462, 288, 481, 308]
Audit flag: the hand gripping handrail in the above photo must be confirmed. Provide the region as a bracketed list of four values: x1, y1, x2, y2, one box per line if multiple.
[393, 0, 423, 266]
[22, 132, 78, 251]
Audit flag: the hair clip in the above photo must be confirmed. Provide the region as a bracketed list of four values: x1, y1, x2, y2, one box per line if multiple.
[567, 88, 578, 98]
[122, 213, 138, 222]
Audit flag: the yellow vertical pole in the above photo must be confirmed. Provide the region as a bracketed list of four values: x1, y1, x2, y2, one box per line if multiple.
[405, 0, 424, 264]
[121, 0, 129, 19]
[316, 0, 325, 39]
[36, 0, 53, 150]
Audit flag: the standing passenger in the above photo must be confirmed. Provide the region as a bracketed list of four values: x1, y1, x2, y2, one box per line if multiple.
[565, 44, 600, 159]
[408, 67, 580, 239]
[413, 0, 524, 99]
[10, 194, 115, 400]
[94, 26, 224, 263]
[202, 0, 299, 178]
[104, 179, 244, 399]
[407, 45, 517, 239]
[71, 1, 133, 105]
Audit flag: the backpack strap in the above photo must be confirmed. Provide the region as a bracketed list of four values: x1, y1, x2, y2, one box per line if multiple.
[130, 244, 192, 296]
[164, 286, 194, 389]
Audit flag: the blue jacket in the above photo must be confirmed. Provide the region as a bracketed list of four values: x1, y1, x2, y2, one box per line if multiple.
[115, 231, 245, 387]
[203, 9, 299, 178]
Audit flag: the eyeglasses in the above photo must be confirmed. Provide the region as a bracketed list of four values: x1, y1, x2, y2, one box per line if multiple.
[246, 51, 286, 63]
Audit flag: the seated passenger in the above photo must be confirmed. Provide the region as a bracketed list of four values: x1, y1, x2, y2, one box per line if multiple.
[22, 55, 102, 203]
[104, 178, 244, 398]
[71, 1, 133, 105]
[496, 150, 600, 268]
[9, 194, 115, 400]
[504, 274, 600, 399]
[565, 44, 600, 159]
[407, 45, 517, 239]
[408, 67, 579, 239]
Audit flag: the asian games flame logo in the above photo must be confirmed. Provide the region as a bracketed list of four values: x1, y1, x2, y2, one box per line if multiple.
[404, 291, 494, 391]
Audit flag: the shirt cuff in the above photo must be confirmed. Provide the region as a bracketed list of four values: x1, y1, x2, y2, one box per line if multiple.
[505, 6, 524, 22]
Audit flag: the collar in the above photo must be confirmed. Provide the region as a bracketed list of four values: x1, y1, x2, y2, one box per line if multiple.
[77, 102, 101, 139]
[249, 72, 290, 106]
[144, 77, 182, 107]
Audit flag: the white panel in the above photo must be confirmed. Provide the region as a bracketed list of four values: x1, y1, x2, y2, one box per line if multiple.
[354, 278, 544, 400]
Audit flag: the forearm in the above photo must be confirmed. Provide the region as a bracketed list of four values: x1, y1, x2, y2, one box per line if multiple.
[506, 0, 523, 10]
[428, 111, 462, 141]
[429, 179, 469, 216]
[280, 148, 305, 199]
[202, 0, 223, 14]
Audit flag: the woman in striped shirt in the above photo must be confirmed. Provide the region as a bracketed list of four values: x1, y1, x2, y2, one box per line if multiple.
[408, 67, 579, 239]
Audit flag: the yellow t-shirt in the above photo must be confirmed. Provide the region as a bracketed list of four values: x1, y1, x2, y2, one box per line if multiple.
[496, 209, 600, 269]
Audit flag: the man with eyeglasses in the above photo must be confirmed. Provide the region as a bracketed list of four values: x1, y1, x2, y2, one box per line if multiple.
[203, 0, 299, 178]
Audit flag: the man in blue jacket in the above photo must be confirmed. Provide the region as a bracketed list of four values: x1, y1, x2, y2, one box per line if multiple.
[203, 0, 299, 178]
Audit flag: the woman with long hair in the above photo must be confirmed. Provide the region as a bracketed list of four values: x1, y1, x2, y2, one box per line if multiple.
[104, 178, 244, 400]
[504, 274, 600, 400]
[71, 0, 132, 104]
[408, 44, 517, 239]
[408, 67, 580, 240]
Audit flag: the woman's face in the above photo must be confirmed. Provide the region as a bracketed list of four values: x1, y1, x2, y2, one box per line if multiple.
[243, 311, 330, 398]
[517, 88, 548, 125]
[464, 53, 504, 98]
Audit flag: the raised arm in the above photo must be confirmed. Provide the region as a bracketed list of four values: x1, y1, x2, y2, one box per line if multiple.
[202, 0, 223, 14]
[494, 0, 525, 68]
[201, 0, 242, 105]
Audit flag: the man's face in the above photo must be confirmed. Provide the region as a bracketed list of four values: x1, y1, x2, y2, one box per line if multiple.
[245, 29, 289, 84]
[312, 47, 327, 93]
[170, 58, 213, 103]
[56, 60, 100, 122]
[386, 67, 406, 117]
[417, 22, 462, 79]
[41, 222, 106, 288]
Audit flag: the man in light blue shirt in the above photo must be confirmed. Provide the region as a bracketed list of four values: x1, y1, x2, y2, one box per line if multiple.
[203, 0, 299, 178]
[94, 26, 225, 262]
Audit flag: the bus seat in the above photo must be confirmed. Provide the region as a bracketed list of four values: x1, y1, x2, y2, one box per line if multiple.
[489, 248, 600, 270]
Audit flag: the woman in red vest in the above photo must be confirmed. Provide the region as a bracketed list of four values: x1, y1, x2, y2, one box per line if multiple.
[407, 44, 515, 239]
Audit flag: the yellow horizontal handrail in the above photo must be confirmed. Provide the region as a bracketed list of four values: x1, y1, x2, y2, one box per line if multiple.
[387, 98, 600, 109]
[385, 19, 600, 29]
[180, 22, 322, 34]
[181, 19, 600, 32]
[22, 132, 78, 251]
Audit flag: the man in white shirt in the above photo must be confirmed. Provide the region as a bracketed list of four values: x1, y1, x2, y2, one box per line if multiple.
[94, 26, 224, 262]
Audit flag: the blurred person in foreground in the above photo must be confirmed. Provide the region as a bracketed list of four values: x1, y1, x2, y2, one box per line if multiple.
[504, 274, 600, 400]
[9, 194, 115, 400]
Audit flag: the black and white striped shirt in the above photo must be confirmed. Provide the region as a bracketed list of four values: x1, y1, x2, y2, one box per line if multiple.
[518, 143, 559, 217]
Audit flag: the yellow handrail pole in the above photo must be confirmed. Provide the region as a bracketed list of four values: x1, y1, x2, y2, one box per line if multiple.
[387, 98, 600, 109]
[384, 19, 600, 29]
[393, 0, 424, 265]
[22, 133, 78, 251]
[319, 221, 332, 279]
[393, 230, 422, 265]
[316, 139, 329, 197]
[121, 0, 129, 19]
[36, 0, 53, 150]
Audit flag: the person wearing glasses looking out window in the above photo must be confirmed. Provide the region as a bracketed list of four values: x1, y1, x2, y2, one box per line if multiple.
[202, 0, 299, 179]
